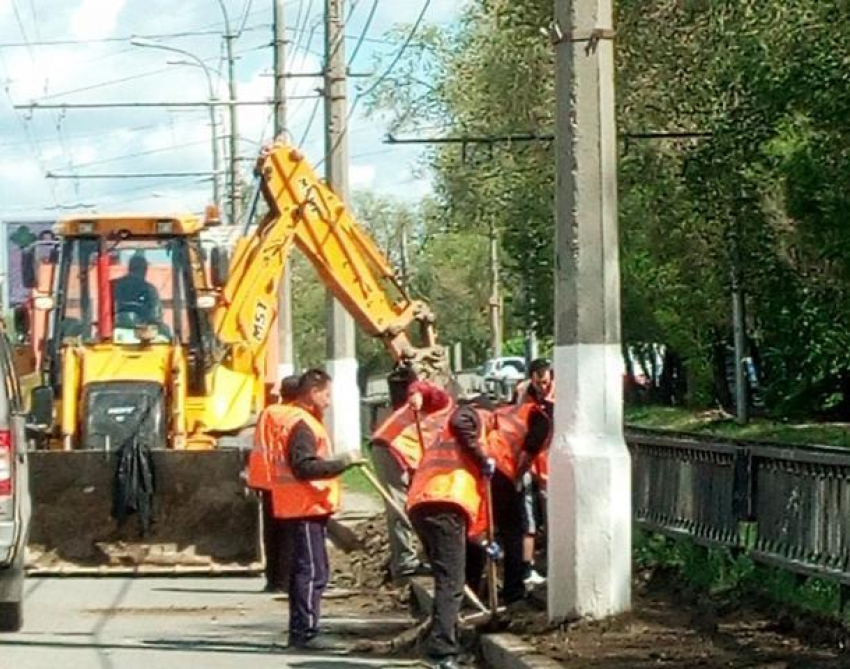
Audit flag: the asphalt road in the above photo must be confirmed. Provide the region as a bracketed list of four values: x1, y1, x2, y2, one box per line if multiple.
[0, 576, 425, 669]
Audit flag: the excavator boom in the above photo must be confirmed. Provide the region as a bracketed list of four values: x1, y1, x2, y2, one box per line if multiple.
[215, 143, 448, 380]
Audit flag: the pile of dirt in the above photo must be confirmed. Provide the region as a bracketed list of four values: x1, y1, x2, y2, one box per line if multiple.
[328, 516, 410, 615]
[511, 569, 850, 668]
[329, 517, 393, 589]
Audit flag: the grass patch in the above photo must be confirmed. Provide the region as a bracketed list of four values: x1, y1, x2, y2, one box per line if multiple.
[626, 405, 850, 448]
[340, 442, 380, 497]
[635, 530, 844, 621]
[340, 465, 377, 496]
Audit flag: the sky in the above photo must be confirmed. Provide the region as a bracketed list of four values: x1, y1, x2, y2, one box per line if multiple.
[0, 0, 464, 220]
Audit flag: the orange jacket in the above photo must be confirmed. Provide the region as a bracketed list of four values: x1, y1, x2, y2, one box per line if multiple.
[487, 403, 538, 482]
[407, 407, 491, 539]
[247, 403, 297, 490]
[517, 381, 554, 485]
[387, 403, 454, 473]
[372, 405, 415, 446]
[270, 407, 340, 519]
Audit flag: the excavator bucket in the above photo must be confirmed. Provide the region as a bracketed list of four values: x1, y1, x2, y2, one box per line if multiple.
[25, 449, 261, 575]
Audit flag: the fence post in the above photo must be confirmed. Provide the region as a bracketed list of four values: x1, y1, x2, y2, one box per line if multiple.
[732, 448, 758, 550]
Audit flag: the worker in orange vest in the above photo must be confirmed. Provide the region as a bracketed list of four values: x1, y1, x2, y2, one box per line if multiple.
[512, 357, 554, 590]
[273, 368, 364, 651]
[487, 394, 553, 602]
[247, 375, 301, 593]
[408, 396, 501, 669]
[371, 372, 453, 580]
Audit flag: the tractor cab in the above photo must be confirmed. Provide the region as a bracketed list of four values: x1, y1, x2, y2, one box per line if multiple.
[21, 214, 229, 449]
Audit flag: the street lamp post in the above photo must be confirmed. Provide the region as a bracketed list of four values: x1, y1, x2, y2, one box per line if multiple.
[130, 38, 223, 208]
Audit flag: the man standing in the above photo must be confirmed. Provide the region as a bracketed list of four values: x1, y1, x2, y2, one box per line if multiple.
[407, 398, 500, 669]
[487, 397, 552, 602]
[272, 368, 363, 650]
[371, 374, 453, 580]
[247, 375, 301, 592]
[511, 357, 554, 588]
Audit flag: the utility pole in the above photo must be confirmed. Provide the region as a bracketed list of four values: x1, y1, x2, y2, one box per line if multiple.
[550, 0, 631, 623]
[274, 0, 295, 383]
[488, 218, 502, 359]
[324, 0, 361, 454]
[730, 219, 749, 424]
[217, 0, 241, 226]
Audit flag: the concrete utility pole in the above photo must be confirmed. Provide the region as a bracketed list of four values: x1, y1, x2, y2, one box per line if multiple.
[274, 0, 296, 382]
[488, 218, 502, 359]
[324, 0, 361, 454]
[217, 0, 241, 226]
[729, 220, 749, 424]
[550, 0, 631, 623]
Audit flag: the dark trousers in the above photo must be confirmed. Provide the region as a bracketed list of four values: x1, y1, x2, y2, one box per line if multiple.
[261, 492, 291, 590]
[283, 517, 329, 642]
[464, 472, 525, 603]
[491, 470, 526, 603]
[411, 503, 467, 661]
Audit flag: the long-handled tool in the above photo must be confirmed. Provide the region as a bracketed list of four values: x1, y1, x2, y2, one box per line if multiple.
[483, 478, 500, 622]
[354, 461, 491, 616]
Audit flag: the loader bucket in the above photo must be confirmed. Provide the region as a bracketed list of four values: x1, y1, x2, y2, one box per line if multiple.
[26, 449, 261, 574]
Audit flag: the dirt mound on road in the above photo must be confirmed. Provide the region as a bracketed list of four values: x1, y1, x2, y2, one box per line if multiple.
[513, 569, 849, 668]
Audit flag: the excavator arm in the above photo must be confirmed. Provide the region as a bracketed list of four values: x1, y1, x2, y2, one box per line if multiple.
[214, 143, 448, 379]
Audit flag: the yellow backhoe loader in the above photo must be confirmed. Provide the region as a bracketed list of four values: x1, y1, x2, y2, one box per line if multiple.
[19, 143, 448, 573]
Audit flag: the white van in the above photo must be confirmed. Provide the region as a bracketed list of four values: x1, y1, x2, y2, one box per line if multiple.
[0, 328, 30, 632]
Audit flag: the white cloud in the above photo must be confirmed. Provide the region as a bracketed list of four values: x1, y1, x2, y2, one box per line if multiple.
[350, 163, 376, 189]
[70, 0, 126, 41]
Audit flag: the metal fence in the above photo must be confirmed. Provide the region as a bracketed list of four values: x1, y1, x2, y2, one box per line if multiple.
[628, 428, 850, 587]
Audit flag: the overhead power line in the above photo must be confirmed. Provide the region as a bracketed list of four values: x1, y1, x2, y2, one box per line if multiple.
[47, 171, 221, 179]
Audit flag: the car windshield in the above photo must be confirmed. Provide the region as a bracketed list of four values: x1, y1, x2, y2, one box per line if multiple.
[55, 237, 193, 346]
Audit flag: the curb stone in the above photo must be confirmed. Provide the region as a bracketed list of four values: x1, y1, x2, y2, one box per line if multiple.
[409, 577, 564, 668]
[480, 634, 564, 669]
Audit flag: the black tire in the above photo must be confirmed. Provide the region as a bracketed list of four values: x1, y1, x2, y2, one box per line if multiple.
[0, 601, 22, 632]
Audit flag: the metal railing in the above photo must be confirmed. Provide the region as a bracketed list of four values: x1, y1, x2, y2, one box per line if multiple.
[628, 427, 850, 586]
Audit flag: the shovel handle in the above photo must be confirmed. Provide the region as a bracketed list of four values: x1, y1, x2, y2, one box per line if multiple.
[356, 462, 414, 529]
[484, 479, 500, 619]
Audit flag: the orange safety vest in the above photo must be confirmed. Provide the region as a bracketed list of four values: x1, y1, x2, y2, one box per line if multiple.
[247, 403, 297, 490]
[270, 406, 341, 519]
[518, 382, 554, 485]
[389, 402, 455, 473]
[487, 403, 537, 481]
[532, 450, 549, 486]
[372, 405, 415, 446]
[408, 408, 491, 539]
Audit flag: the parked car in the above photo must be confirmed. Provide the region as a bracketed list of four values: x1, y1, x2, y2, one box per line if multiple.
[482, 356, 527, 400]
[0, 328, 30, 632]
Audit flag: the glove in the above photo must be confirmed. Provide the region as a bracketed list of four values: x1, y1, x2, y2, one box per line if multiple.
[483, 540, 503, 561]
[340, 451, 366, 469]
[481, 457, 496, 480]
[407, 391, 424, 412]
